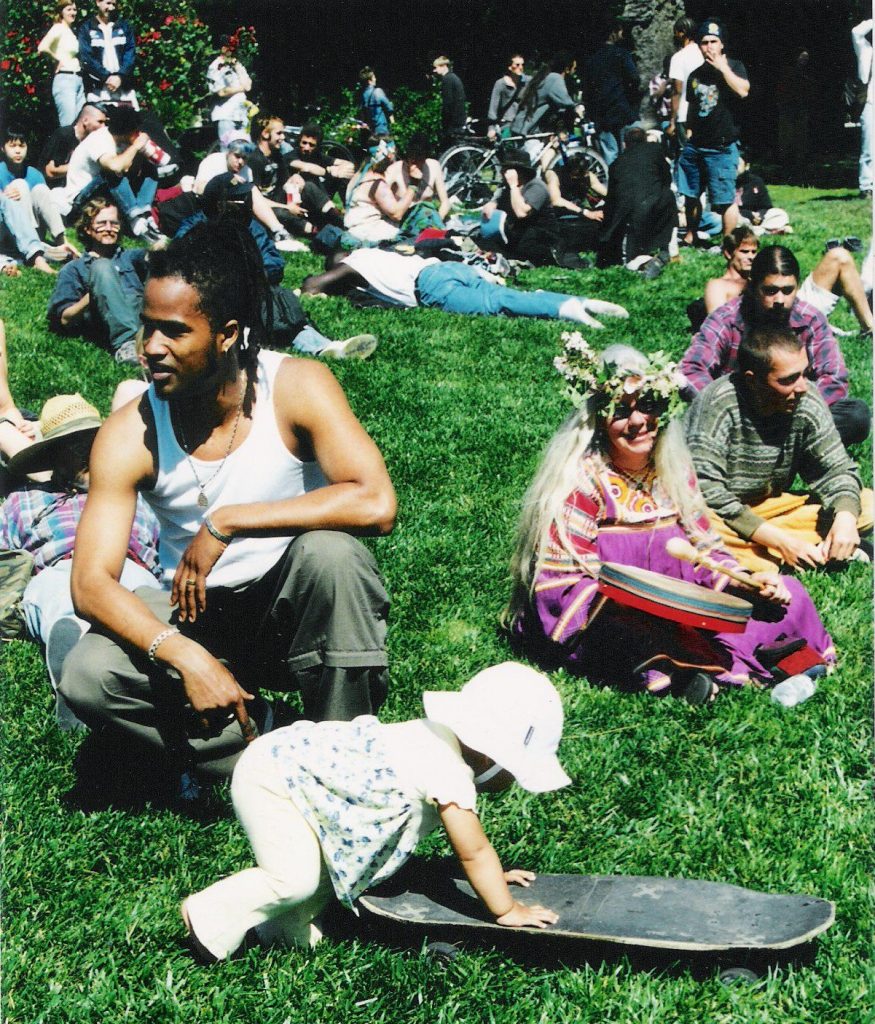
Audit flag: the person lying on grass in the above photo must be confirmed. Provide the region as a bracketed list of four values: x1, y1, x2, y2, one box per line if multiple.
[301, 247, 628, 329]
[181, 662, 570, 962]
[506, 339, 835, 703]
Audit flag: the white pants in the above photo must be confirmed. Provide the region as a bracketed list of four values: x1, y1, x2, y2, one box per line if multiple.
[183, 735, 333, 960]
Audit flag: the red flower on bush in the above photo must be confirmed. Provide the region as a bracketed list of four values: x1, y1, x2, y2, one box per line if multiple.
[25, 84, 35, 94]
[0, 60, 10, 70]
[159, 79, 171, 91]
[164, 15, 173, 24]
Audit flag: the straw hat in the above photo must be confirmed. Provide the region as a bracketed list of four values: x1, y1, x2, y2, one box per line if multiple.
[7, 394, 101, 475]
[423, 662, 571, 793]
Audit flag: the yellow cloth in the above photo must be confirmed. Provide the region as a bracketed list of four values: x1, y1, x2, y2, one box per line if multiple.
[709, 490, 874, 572]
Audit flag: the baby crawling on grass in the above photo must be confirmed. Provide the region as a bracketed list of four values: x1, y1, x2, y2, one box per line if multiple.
[182, 662, 570, 960]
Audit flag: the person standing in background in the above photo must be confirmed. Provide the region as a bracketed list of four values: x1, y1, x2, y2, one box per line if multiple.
[78, 0, 138, 109]
[852, 18, 873, 197]
[37, 1, 85, 127]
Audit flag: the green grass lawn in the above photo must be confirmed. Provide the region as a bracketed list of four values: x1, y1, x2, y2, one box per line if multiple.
[1, 188, 872, 1023]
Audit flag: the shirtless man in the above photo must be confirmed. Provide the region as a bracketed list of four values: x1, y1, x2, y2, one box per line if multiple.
[705, 227, 873, 333]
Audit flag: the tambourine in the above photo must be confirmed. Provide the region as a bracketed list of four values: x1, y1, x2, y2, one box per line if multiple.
[598, 562, 753, 634]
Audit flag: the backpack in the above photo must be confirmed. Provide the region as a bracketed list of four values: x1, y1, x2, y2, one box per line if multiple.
[0, 549, 35, 641]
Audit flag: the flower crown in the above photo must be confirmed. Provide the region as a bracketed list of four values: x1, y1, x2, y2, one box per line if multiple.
[553, 332, 687, 420]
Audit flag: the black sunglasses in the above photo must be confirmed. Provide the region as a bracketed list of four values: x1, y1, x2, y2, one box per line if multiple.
[612, 395, 670, 419]
[759, 284, 796, 296]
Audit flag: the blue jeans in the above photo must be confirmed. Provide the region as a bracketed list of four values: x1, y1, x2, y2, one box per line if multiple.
[679, 142, 739, 207]
[52, 71, 85, 126]
[87, 258, 143, 351]
[75, 173, 158, 225]
[0, 192, 43, 261]
[597, 128, 625, 167]
[416, 262, 571, 318]
[290, 324, 332, 355]
[22, 557, 160, 648]
[860, 100, 872, 192]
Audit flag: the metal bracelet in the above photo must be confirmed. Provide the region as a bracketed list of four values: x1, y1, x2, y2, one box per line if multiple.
[204, 513, 233, 545]
[147, 626, 180, 664]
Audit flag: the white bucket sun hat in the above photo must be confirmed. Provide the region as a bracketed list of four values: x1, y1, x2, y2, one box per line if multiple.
[423, 662, 571, 793]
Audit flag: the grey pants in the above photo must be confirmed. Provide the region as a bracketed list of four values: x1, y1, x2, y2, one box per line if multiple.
[59, 531, 390, 778]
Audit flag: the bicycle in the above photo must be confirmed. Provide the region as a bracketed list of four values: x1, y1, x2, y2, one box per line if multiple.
[439, 119, 608, 208]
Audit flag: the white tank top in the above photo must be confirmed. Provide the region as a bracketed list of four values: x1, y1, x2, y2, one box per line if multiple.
[146, 349, 327, 588]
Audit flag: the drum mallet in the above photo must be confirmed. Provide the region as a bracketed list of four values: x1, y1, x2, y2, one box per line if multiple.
[665, 538, 768, 593]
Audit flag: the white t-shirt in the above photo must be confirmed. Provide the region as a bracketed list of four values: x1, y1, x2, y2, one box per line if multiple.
[207, 56, 249, 122]
[193, 152, 253, 195]
[668, 42, 704, 124]
[58, 126, 116, 213]
[342, 249, 439, 307]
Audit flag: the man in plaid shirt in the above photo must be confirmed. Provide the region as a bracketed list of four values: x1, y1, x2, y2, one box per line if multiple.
[681, 245, 871, 447]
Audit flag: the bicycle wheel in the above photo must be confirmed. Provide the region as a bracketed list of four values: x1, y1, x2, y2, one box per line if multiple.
[560, 147, 610, 206]
[322, 140, 356, 166]
[440, 144, 501, 207]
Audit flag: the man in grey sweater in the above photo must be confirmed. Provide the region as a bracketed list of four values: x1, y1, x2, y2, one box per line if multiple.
[685, 323, 871, 573]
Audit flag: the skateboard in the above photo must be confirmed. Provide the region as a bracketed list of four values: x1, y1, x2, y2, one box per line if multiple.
[357, 857, 835, 979]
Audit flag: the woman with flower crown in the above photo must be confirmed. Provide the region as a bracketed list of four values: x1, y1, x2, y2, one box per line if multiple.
[507, 337, 834, 703]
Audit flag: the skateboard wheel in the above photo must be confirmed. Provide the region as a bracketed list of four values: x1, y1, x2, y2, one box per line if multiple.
[425, 941, 460, 963]
[718, 967, 761, 986]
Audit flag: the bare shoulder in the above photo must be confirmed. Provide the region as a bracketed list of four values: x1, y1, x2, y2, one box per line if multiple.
[272, 355, 358, 422]
[91, 389, 156, 486]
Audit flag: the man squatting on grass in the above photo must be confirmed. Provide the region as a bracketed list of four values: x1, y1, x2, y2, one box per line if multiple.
[60, 217, 396, 783]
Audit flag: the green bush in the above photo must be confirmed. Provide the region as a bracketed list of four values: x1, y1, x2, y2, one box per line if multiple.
[314, 83, 443, 161]
[1, 0, 218, 135]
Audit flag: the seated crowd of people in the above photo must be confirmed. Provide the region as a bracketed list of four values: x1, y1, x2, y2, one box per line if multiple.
[1, 5, 872, 965]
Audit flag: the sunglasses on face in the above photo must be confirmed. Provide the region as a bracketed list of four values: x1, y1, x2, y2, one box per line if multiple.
[612, 395, 670, 420]
[759, 284, 796, 296]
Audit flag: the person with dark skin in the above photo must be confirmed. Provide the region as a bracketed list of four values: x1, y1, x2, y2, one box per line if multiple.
[60, 218, 396, 787]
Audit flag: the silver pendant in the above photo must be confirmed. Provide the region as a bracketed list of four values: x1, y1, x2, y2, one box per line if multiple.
[197, 491, 209, 508]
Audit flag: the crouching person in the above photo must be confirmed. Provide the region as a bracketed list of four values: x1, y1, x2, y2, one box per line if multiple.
[60, 216, 396, 790]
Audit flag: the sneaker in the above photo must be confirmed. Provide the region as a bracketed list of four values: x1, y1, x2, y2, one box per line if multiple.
[43, 244, 74, 264]
[319, 334, 378, 360]
[275, 237, 308, 252]
[682, 671, 716, 705]
[114, 340, 141, 366]
[273, 228, 292, 242]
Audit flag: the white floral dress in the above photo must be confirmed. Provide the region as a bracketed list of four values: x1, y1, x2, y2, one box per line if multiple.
[269, 716, 477, 908]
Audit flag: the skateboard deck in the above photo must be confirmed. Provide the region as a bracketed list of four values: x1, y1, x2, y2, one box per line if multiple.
[358, 858, 834, 961]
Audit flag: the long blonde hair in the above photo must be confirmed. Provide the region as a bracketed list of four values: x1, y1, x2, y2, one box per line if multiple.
[506, 353, 705, 621]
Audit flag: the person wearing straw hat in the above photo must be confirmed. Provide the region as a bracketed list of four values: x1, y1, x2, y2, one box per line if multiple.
[0, 393, 160, 727]
[180, 662, 569, 962]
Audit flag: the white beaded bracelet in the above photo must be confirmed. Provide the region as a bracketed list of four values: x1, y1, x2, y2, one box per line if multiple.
[147, 626, 180, 664]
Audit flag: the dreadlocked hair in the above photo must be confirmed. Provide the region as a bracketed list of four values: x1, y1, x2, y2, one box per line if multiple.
[147, 216, 271, 408]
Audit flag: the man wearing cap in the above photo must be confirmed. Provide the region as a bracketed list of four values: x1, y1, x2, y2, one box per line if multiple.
[0, 393, 161, 726]
[480, 149, 560, 265]
[207, 35, 252, 149]
[47, 195, 146, 366]
[678, 19, 749, 245]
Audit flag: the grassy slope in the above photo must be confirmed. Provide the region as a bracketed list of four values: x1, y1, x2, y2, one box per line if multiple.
[0, 187, 872, 1024]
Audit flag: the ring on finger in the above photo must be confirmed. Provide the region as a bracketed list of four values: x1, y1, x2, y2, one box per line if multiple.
[185, 578, 196, 588]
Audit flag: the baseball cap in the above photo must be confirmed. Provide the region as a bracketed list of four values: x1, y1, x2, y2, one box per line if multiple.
[696, 19, 724, 42]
